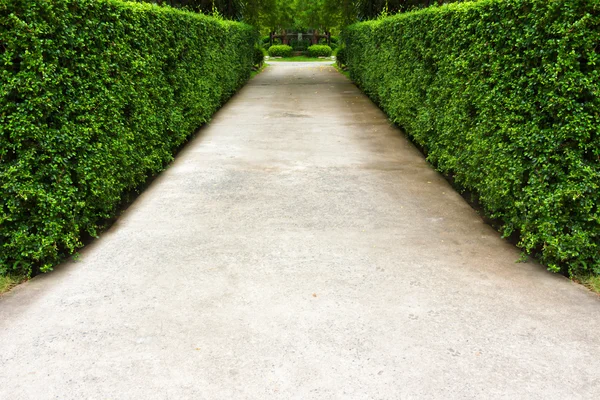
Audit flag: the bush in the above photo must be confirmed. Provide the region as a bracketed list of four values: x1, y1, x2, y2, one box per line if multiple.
[308, 45, 332, 58]
[268, 45, 293, 57]
[254, 45, 267, 67]
[318, 38, 337, 50]
[0, 0, 256, 277]
[345, 0, 600, 277]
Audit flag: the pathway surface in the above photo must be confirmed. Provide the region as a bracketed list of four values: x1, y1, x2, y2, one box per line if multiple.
[1, 62, 600, 399]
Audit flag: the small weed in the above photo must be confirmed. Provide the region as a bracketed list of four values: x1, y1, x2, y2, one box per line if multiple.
[251, 63, 266, 79]
[334, 63, 350, 79]
[580, 275, 600, 295]
[0, 275, 24, 295]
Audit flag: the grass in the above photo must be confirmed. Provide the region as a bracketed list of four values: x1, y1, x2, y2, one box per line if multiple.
[267, 56, 334, 62]
[579, 275, 600, 294]
[251, 62, 267, 78]
[334, 63, 350, 79]
[0, 275, 23, 295]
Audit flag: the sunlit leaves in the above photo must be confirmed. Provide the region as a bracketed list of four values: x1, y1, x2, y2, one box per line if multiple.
[345, 0, 600, 276]
[0, 0, 256, 276]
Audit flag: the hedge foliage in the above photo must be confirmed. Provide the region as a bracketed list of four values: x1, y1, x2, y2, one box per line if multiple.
[0, 0, 256, 276]
[254, 45, 267, 67]
[268, 44, 292, 57]
[308, 45, 332, 58]
[334, 46, 346, 67]
[344, 0, 600, 277]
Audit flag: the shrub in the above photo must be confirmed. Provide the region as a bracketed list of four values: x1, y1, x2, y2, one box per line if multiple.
[268, 45, 293, 57]
[345, 0, 600, 277]
[318, 38, 338, 50]
[334, 46, 346, 67]
[0, 0, 256, 277]
[308, 45, 332, 58]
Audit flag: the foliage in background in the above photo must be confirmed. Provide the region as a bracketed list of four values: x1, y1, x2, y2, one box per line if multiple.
[344, 0, 600, 277]
[0, 0, 256, 277]
[136, 0, 464, 34]
[133, 0, 252, 21]
[289, 38, 311, 51]
[292, 0, 339, 31]
[308, 45, 332, 57]
[268, 44, 293, 57]
[353, 0, 464, 21]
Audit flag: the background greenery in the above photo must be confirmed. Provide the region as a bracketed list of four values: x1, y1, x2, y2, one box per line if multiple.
[0, 0, 256, 277]
[345, 0, 600, 277]
[268, 44, 293, 57]
[135, 0, 466, 34]
[307, 45, 333, 57]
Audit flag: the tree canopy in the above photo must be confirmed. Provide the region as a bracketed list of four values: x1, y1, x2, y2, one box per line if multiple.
[138, 0, 463, 31]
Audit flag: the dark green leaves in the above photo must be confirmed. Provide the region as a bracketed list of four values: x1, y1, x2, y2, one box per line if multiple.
[345, 0, 600, 276]
[0, 0, 256, 276]
[307, 44, 332, 57]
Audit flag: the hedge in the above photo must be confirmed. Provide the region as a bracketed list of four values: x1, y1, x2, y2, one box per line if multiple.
[334, 46, 346, 67]
[254, 45, 267, 67]
[344, 0, 600, 277]
[0, 0, 256, 276]
[308, 45, 332, 58]
[268, 44, 292, 57]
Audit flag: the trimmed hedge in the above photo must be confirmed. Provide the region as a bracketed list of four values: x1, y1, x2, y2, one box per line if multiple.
[345, 0, 600, 276]
[268, 44, 292, 57]
[308, 45, 332, 58]
[334, 46, 346, 67]
[0, 0, 256, 276]
[319, 38, 338, 50]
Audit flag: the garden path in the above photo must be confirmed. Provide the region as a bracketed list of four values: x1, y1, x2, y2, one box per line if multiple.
[1, 62, 600, 399]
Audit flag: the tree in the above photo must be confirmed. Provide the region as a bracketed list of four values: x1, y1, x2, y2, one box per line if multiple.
[136, 0, 463, 29]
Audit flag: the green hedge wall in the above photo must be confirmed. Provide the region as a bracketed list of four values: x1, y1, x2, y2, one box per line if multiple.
[344, 0, 600, 277]
[0, 0, 256, 276]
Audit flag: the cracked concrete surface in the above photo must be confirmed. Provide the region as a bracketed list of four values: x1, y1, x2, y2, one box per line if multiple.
[1, 62, 599, 399]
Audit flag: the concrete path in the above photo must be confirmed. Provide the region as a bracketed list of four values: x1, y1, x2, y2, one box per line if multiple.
[1, 62, 599, 399]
